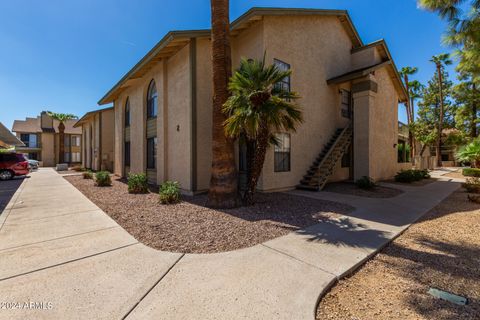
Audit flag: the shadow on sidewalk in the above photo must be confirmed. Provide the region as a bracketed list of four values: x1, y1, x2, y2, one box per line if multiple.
[295, 217, 391, 249]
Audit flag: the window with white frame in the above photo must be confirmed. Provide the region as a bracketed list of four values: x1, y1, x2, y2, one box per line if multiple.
[146, 80, 158, 118]
[273, 59, 291, 94]
[340, 89, 352, 118]
[71, 152, 81, 162]
[147, 137, 157, 169]
[125, 97, 131, 127]
[71, 135, 81, 147]
[274, 133, 291, 172]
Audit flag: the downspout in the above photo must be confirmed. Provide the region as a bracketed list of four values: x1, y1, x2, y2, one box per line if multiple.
[190, 38, 197, 193]
[99, 112, 103, 171]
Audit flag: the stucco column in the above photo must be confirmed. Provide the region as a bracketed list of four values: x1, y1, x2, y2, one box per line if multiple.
[352, 76, 377, 181]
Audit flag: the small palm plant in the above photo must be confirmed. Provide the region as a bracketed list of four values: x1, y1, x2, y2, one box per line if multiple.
[47, 112, 77, 163]
[223, 56, 303, 205]
[456, 139, 480, 168]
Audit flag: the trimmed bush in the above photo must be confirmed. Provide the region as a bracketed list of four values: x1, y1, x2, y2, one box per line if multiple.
[128, 173, 148, 194]
[95, 171, 111, 187]
[394, 169, 430, 183]
[72, 165, 85, 172]
[159, 181, 181, 204]
[355, 176, 376, 189]
[82, 171, 93, 179]
[463, 177, 480, 193]
[462, 168, 480, 177]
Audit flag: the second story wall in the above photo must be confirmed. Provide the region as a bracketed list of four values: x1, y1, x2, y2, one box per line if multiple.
[260, 15, 356, 190]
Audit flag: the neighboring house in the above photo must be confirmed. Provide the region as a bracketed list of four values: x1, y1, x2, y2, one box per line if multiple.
[0, 122, 24, 149]
[74, 107, 115, 172]
[98, 7, 409, 193]
[12, 111, 82, 167]
[438, 128, 463, 167]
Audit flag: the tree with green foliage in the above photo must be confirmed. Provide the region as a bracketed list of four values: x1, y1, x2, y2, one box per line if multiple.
[419, 0, 480, 84]
[453, 72, 480, 137]
[46, 112, 77, 164]
[223, 57, 303, 205]
[399, 66, 419, 160]
[430, 53, 453, 166]
[416, 62, 455, 161]
[409, 80, 425, 114]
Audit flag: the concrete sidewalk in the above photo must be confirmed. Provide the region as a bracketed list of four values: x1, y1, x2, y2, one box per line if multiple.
[0, 168, 460, 319]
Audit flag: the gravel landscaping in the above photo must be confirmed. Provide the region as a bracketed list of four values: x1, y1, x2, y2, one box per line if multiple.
[324, 182, 403, 198]
[64, 175, 354, 253]
[316, 188, 480, 320]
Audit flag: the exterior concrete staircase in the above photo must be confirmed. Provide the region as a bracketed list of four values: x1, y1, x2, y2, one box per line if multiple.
[297, 124, 353, 191]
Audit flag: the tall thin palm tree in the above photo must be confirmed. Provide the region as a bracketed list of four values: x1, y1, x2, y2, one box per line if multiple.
[430, 53, 453, 167]
[47, 112, 77, 163]
[400, 66, 419, 161]
[206, 0, 239, 208]
[223, 57, 303, 205]
[409, 80, 424, 114]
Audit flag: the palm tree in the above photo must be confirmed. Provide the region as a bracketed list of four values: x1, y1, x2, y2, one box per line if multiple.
[206, 0, 239, 208]
[223, 57, 303, 205]
[430, 53, 453, 167]
[409, 80, 424, 114]
[399, 66, 418, 161]
[47, 112, 77, 163]
[419, 0, 480, 83]
[456, 139, 480, 167]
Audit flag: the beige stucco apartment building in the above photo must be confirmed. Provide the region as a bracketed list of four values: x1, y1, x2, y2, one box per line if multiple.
[74, 107, 115, 172]
[12, 112, 82, 167]
[98, 7, 410, 193]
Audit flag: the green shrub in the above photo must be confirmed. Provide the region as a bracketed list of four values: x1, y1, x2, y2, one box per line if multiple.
[95, 171, 111, 186]
[462, 168, 480, 177]
[355, 176, 376, 189]
[463, 177, 480, 193]
[394, 169, 429, 183]
[82, 171, 93, 179]
[420, 169, 431, 179]
[159, 181, 181, 204]
[128, 173, 148, 194]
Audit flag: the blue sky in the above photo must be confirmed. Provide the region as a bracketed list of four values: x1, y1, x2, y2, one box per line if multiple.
[0, 0, 457, 129]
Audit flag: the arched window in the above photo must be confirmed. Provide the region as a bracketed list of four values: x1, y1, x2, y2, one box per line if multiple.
[124, 97, 130, 127]
[146, 80, 158, 118]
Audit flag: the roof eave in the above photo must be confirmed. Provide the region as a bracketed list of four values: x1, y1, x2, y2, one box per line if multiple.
[98, 30, 210, 105]
[352, 39, 408, 102]
[98, 8, 364, 105]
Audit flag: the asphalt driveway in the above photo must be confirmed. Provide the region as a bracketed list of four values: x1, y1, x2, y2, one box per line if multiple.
[0, 176, 26, 214]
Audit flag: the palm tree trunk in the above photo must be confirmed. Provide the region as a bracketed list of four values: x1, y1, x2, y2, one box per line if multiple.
[244, 123, 269, 206]
[436, 65, 444, 167]
[206, 0, 239, 208]
[409, 96, 416, 163]
[58, 122, 65, 163]
[245, 137, 255, 189]
[471, 83, 477, 138]
[403, 75, 415, 164]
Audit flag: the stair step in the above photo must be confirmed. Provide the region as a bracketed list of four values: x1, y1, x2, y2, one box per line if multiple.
[300, 178, 318, 185]
[296, 184, 320, 191]
[299, 125, 352, 191]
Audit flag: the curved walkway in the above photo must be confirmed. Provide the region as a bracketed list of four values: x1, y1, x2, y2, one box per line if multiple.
[0, 168, 460, 319]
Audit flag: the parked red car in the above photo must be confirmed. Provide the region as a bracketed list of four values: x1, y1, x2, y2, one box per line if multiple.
[0, 153, 29, 180]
